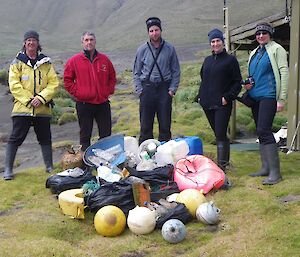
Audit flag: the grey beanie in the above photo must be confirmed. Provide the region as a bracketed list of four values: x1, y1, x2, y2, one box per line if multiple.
[208, 28, 224, 43]
[24, 30, 39, 41]
[256, 23, 274, 36]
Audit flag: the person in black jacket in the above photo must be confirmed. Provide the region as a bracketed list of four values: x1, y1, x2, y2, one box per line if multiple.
[196, 28, 242, 189]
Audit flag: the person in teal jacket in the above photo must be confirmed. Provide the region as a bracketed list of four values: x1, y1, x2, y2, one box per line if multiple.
[244, 23, 289, 185]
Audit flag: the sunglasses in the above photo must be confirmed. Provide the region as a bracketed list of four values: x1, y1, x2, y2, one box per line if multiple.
[255, 31, 269, 36]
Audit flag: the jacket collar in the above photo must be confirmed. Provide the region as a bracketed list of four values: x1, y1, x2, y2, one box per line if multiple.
[16, 52, 51, 69]
[83, 49, 98, 62]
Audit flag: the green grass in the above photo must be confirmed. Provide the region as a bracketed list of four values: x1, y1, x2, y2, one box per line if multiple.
[1, 39, 295, 256]
[1, 149, 299, 257]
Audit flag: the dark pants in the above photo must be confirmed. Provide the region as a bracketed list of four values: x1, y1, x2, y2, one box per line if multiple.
[8, 116, 52, 146]
[204, 103, 232, 142]
[76, 101, 112, 151]
[251, 98, 277, 145]
[139, 81, 172, 144]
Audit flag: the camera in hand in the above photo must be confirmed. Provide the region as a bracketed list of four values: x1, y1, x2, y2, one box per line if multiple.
[242, 76, 255, 86]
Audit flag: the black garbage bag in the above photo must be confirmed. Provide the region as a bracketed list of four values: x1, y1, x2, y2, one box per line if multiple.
[85, 179, 135, 216]
[45, 169, 96, 195]
[150, 181, 180, 202]
[127, 164, 174, 182]
[156, 203, 193, 229]
[127, 165, 180, 202]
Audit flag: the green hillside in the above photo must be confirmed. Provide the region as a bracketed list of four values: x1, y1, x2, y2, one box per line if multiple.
[0, 0, 286, 59]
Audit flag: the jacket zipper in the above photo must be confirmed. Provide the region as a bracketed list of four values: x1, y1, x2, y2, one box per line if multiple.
[33, 69, 36, 116]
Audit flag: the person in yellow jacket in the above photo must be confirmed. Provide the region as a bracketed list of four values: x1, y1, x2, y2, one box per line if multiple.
[3, 30, 59, 180]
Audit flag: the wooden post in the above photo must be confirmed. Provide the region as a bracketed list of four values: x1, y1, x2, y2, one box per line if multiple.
[224, 2, 236, 141]
[287, 0, 300, 150]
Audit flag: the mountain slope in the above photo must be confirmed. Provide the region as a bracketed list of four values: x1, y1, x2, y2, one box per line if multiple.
[0, 0, 286, 59]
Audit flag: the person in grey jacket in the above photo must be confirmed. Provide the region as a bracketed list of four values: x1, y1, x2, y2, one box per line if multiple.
[133, 17, 180, 144]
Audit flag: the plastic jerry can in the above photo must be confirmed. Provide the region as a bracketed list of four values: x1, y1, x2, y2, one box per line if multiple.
[124, 136, 139, 155]
[175, 136, 203, 155]
[155, 140, 189, 166]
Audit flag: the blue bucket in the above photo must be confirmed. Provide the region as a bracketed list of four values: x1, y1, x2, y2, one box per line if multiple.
[83, 134, 126, 167]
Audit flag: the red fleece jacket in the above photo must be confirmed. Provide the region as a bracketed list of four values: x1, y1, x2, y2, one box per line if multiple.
[64, 52, 116, 104]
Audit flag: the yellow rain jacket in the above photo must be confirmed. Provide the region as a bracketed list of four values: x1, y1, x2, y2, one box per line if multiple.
[9, 52, 59, 117]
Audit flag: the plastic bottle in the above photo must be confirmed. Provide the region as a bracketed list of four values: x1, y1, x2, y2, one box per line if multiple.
[105, 144, 123, 155]
[92, 144, 123, 162]
[140, 150, 151, 160]
[146, 142, 157, 157]
[97, 164, 122, 182]
[92, 148, 114, 162]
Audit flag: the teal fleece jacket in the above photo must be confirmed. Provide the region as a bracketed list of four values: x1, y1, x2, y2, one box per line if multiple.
[248, 40, 289, 103]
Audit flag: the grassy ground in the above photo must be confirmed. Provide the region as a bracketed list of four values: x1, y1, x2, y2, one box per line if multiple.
[0, 51, 297, 257]
[0, 146, 299, 257]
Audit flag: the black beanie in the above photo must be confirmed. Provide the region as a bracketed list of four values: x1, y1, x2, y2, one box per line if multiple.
[208, 28, 224, 43]
[146, 17, 162, 31]
[24, 30, 39, 41]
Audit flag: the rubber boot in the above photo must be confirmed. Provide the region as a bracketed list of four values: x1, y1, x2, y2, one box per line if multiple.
[249, 144, 269, 177]
[41, 144, 53, 173]
[3, 144, 18, 180]
[262, 143, 282, 185]
[217, 141, 232, 190]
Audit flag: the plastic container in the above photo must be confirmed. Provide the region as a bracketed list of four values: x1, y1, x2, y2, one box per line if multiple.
[132, 182, 151, 207]
[174, 136, 203, 155]
[84, 134, 126, 168]
[155, 140, 189, 166]
[124, 136, 139, 155]
[137, 139, 161, 163]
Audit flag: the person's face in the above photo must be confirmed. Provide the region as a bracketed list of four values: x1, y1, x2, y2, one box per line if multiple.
[24, 38, 38, 52]
[148, 25, 161, 43]
[255, 31, 271, 45]
[82, 34, 96, 52]
[210, 38, 224, 54]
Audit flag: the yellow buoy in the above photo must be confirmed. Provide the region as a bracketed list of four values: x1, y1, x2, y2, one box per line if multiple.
[58, 188, 85, 219]
[176, 189, 207, 218]
[94, 205, 126, 237]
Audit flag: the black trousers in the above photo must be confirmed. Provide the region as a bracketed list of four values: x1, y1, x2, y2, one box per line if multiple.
[251, 98, 277, 145]
[76, 101, 112, 151]
[8, 116, 52, 146]
[203, 103, 232, 142]
[139, 81, 172, 144]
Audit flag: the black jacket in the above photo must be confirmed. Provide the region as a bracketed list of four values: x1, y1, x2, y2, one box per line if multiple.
[197, 49, 242, 109]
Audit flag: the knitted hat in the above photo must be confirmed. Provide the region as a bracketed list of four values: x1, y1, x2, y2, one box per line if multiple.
[208, 28, 224, 42]
[24, 30, 39, 41]
[146, 17, 162, 31]
[255, 23, 274, 36]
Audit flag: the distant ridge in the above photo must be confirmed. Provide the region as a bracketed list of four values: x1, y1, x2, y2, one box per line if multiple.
[0, 0, 284, 59]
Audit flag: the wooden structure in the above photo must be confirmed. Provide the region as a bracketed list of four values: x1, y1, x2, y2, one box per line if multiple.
[229, 9, 290, 52]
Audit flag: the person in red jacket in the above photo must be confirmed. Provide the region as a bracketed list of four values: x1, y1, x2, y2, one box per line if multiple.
[64, 31, 116, 151]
